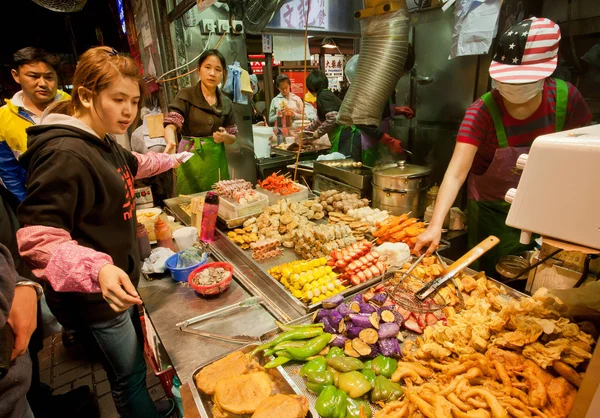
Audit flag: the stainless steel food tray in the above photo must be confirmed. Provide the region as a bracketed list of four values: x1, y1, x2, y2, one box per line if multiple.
[190, 344, 317, 418]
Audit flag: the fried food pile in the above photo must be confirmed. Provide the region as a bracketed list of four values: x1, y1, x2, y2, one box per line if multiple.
[253, 199, 324, 245]
[373, 274, 594, 418]
[194, 351, 308, 418]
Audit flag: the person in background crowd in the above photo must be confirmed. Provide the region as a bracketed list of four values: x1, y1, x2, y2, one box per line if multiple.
[164, 49, 237, 195]
[268, 74, 311, 126]
[0, 47, 69, 202]
[17, 46, 182, 418]
[415, 18, 592, 275]
[305, 70, 361, 157]
[249, 74, 266, 125]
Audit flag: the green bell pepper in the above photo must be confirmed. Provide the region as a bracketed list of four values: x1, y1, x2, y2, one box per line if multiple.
[370, 375, 404, 403]
[305, 370, 334, 394]
[363, 360, 372, 369]
[300, 357, 327, 377]
[338, 371, 372, 399]
[285, 333, 332, 360]
[315, 385, 347, 418]
[325, 346, 345, 359]
[327, 366, 340, 387]
[346, 398, 373, 418]
[371, 355, 398, 378]
[264, 356, 291, 368]
[326, 357, 365, 372]
[360, 368, 377, 387]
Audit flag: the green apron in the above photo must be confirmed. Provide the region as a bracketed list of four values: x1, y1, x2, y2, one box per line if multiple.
[328, 123, 344, 153]
[467, 79, 568, 274]
[176, 136, 229, 195]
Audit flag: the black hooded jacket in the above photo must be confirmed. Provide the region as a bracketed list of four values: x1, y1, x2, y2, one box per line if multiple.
[18, 115, 140, 324]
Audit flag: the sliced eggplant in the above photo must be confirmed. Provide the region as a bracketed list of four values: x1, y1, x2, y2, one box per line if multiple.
[344, 340, 361, 358]
[352, 338, 373, 357]
[369, 312, 380, 329]
[359, 328, 379, 345]
[378, 323, 400, 339]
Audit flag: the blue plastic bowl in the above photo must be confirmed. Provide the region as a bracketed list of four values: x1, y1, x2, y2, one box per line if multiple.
[165, 251, 209, 282]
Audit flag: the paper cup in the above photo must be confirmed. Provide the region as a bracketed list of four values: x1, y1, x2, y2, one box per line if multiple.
[172, 227, 198, 251]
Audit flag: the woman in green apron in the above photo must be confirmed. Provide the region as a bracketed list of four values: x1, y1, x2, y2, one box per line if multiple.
[305, 70, 361, 158]
[414, 18, 591, 276]
[164, 49, 237, 195]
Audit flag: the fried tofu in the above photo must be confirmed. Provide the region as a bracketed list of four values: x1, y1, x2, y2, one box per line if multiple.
[194, 351, 250, 395]
[214, 371, 273, 415]
[252, 394, 309, 418]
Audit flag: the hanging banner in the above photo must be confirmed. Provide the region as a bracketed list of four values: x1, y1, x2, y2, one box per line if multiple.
[279, 0, 327, 30]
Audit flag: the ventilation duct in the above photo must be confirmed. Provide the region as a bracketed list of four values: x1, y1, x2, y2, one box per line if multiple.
[30, 0, 87, 12]
[338, 3, 410, 128]
[230, 0, 287, 34]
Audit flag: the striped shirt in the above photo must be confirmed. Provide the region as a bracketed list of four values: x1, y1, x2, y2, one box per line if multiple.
[457, 78, 592, 175]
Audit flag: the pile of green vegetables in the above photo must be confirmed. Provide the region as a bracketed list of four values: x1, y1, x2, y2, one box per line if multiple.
[303, 348, 403, 418]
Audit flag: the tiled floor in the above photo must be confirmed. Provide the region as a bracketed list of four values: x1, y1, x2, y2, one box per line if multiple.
[38, 333, 166, 418]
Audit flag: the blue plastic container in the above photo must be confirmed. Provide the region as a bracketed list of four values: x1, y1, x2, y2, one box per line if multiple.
[165, 251, 209, 282]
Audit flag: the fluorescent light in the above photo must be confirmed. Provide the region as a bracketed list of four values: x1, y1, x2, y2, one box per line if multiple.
[321, 37, 337, 49]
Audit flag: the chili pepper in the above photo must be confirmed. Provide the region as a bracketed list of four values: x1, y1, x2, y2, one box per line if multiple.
[263, 348, 276, 356]
[338, 371, 372, 398]
[300, 357, 327, 377]
[326, 357, 365, 373]
[360, 368, 377, 387]
[276, 320, 324, 332]
[250, 327, 323, 357]
[305, 370, 334, 394]
[371, 355, 398, 379]
[346, 398, 373, 418]
[325, 346, 344, 359]
[274, 340, 308, 351]
[285, 333, 332, 360]
[264, 356, 291, 369]
[370, 375, 404, 403]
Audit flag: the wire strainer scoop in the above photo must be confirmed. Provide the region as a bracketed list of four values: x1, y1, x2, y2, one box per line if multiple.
[383, 254, 447, 313]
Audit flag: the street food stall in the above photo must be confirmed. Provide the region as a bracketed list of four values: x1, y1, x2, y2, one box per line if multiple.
[135, 124, 600, 418]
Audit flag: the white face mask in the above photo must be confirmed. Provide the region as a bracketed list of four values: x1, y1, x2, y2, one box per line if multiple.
[494, 80, 544, 104]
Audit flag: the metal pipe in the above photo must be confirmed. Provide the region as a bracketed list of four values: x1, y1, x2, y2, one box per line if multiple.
[338, 1, 410, 128]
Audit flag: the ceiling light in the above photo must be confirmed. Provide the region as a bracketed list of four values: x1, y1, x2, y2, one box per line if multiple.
[321, 38, 337, 49]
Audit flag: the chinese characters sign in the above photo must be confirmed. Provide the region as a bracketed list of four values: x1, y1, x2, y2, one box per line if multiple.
[324, 54, 344, 78]
[279, 0, 327, 30]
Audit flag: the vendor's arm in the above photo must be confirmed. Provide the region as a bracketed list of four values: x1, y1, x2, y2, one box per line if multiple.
[268, 97, 280, 126]
[214, 109, 238, 145]
[315, 111, 339, 137]
[163, 95, 189, 154]
[16, 150, 141, 312]
[131, 151, 176, 179]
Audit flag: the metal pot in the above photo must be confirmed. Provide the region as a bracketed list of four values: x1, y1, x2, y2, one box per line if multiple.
[371, 161, 431, 217]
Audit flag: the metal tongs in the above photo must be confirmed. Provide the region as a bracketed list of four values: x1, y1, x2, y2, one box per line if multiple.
[176, 296, 263, 344]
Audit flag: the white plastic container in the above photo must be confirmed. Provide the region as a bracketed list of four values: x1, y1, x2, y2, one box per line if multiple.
[256, 183, 309, 205]
[218, 192, 269, 220]
[252, 126, 274, 159]
[172, 227, 198, 251]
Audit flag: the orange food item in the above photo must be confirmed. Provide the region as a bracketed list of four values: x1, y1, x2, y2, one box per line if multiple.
[257, 173, 301, 195]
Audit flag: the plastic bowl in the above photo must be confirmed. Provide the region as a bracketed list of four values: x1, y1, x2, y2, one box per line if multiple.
[188, 262, 234, 296]
[165, 251, 208, 282]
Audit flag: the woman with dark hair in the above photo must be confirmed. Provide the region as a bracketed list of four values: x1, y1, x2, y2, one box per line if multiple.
[268, 73, 309, 126]
[164, 49, 238, 194]
[305, 70, 360, 157]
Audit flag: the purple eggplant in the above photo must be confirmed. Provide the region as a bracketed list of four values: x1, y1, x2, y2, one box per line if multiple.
[322, 294, 344, 309]
[348, 313, 373, 328]
[320, 316, 337, 334]
[346, 325, 364, 339]
[315, 308, 332, 323]
[378, 323, 400, 339]
[329, 334, 349, 348]
[336, 303, 352, 317]
[371, 293, 388, 306]
[328, 310, 345, 328]
[352, 294, 364, 303]
[359, 303, 377, 314]
[363, 344, 380, 359]
[378, 338, 402, 358]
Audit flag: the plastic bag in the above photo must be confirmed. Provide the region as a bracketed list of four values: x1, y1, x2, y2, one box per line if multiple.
[176, 243, 207, 268]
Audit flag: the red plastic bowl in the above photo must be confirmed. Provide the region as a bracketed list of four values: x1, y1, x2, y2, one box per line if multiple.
[188, 262, 234, 296]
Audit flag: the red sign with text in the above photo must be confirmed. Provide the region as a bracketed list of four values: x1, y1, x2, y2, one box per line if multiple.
[282, 71, 308, 96]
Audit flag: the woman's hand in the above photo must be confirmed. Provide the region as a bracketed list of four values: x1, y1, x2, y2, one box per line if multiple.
[164, 124, 177, 154]
[413, 225, 442, 256]
[213, 127, 235, 144]
[8, 286, 38, 360]
[98, 264, 142, 313]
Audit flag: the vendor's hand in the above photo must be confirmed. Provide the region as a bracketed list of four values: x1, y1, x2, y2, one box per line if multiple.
[170, 156, 181, 169]
[413, 226, 442, 256]
[213, 127, 227, 144]
[8, 286, 38, 360]
[98, 264, 142, 313]
[284, 109, 295, 117]
[163, 141, 176, 154]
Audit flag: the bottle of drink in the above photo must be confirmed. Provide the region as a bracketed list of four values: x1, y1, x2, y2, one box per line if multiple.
[136, 222, 152, 260]
[154, 217, 175, 251]
[200, 191, 219, 243]
[171, 375, 185, 417]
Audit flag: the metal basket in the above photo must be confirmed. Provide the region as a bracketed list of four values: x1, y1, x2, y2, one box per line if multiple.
[384, 269, 447, 314]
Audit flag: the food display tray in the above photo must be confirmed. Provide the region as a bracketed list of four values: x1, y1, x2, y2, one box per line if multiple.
[190, 343, 317, 418]
[256, 183, 309, 205]
[218, 192, 269, 219]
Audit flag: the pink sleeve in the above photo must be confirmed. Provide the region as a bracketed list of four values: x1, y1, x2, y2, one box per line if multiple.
[17, 226, 112, 293]
[133, 151, 175, 179]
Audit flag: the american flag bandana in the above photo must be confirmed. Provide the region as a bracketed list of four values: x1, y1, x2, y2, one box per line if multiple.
[489, 17, 561, 84]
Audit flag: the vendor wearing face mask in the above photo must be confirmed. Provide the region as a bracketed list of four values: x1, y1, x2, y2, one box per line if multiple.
[415, 17, 591, 274]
